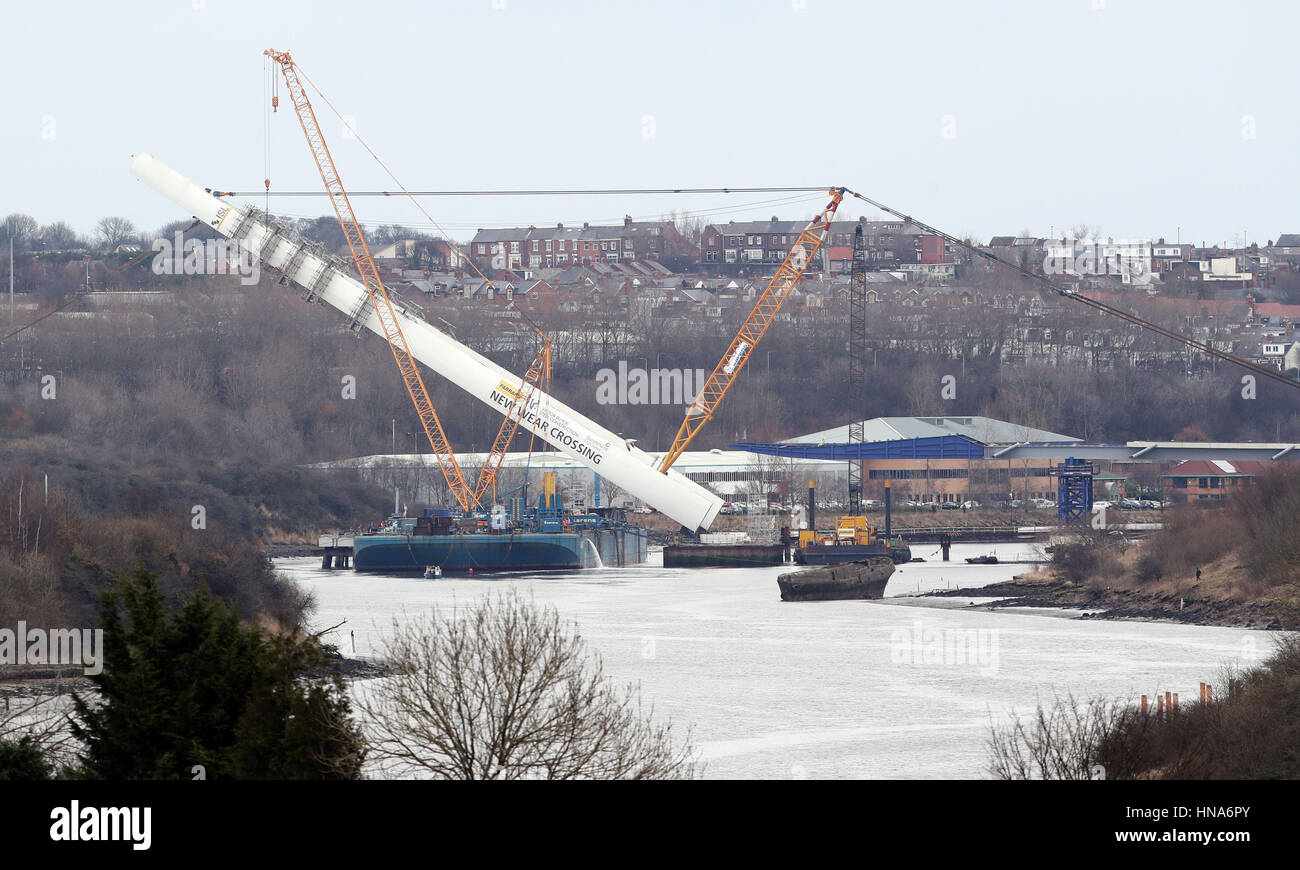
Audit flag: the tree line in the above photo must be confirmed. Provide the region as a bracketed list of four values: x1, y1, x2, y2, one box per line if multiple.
[0, 211, 445, 255]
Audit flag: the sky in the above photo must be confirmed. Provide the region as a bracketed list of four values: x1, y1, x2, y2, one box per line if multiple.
[2, 0, 1296, 247]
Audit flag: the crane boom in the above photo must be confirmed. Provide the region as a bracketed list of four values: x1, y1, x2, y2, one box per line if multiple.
[264, 49, 476, 511]
[130, 153, 724, 531]
[658, 187, 844, 472]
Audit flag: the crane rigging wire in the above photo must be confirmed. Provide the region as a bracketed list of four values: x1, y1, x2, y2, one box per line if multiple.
[289, 68, 490, 287]
[841, 188, 1300, 393]
[0, 236, 193, 344]
[286, 64, 544, 331]
[258, 192, 827, 233]
[224, 185, 830, 197]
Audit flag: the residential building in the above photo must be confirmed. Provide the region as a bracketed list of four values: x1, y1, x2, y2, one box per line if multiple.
[1161, 460, 1272, 503]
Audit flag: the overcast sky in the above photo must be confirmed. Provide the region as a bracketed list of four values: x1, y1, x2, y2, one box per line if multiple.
[4, 0, 1296, 246]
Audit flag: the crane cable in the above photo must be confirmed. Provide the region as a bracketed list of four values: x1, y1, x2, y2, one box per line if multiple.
[256, 191, 825, 232]
[286, 65, 560, 342]
[0, 229, 198, 344]
[290, 67, 501, 296]
[842, 188, 1300, 392]
[262, 53, 273, 213]
[228, 185, 830, 197]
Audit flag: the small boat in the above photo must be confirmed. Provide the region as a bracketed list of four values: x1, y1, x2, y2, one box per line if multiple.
[423, 565, 443, 579]
[965, 555, 999, 565]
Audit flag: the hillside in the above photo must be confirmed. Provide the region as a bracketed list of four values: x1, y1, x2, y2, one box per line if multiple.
[965, 466, 1300, 629]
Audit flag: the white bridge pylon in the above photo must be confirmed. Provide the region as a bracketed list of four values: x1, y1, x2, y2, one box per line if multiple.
[131, 153, 723, 532]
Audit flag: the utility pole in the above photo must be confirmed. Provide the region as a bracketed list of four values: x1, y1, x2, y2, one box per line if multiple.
[847, 223, 867, 515]
[9, 236, 13, 328]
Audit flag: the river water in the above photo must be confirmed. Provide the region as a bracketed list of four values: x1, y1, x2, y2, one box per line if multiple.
[276, 542, 1271, 779]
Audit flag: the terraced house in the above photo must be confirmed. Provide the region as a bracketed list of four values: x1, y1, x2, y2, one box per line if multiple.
[469, 217, 695, 273]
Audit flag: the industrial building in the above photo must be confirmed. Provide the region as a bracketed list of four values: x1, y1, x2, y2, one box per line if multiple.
[313, 416, 1300, 513]
[736, 416, 1300, 506]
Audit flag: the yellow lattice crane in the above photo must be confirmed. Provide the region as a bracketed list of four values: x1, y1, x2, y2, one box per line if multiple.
[266, 49, 548, 511]
[658, 187, 845, 472]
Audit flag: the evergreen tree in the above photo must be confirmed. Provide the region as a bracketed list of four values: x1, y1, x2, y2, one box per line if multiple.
[229, 634, 365, 779]
[70, 566, 365, 779]
[0, 736, 53, 780]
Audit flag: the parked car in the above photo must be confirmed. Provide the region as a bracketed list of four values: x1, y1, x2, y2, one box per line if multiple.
[960, 500, 981, 510]
[940, 502, 960, 510]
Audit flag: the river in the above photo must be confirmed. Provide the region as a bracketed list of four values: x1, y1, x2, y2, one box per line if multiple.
[276, 541, 1271, 779]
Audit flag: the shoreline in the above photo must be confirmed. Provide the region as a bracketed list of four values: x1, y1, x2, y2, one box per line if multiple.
[263, 543, 319, 559]
[925, 574, 1293, 630]
[0, 654, 387, 693]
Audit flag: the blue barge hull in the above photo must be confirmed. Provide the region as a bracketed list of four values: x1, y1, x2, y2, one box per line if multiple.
[352, 528, 648, 574]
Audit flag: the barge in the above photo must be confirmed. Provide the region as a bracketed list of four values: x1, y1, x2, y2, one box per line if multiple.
[323, 472, 648, 574]
[777, 557, 896, 601]
[351, 526, 647, 573]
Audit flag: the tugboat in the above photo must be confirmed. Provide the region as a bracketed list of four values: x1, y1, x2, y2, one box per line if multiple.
[423, 565, 443, 579]
[965, 554, 999, 565]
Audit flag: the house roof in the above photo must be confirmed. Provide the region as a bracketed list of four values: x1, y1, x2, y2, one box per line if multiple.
[1251, 302, 1300, 319]
[713, 219, 809, 236]
[825, 219, 928, 236]
[470, 228, 526, 244]
[1161, 459, 1273, 478]
[471, 221, 672, 247]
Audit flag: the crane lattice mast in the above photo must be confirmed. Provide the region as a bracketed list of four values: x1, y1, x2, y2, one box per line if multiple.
[658, 188, 845, 472]
[266, 49, 559, 513]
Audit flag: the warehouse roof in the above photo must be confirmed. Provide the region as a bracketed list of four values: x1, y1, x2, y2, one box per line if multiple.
[781, 416, 1081, 447]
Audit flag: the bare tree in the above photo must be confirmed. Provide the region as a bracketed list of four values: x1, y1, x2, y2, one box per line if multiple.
[39, 221, 84, 251]
[94, 216, 137, 251]
[988, 692, 1150, 780]
[359, 589, 696, 780]
[1, 214, 40, 251]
